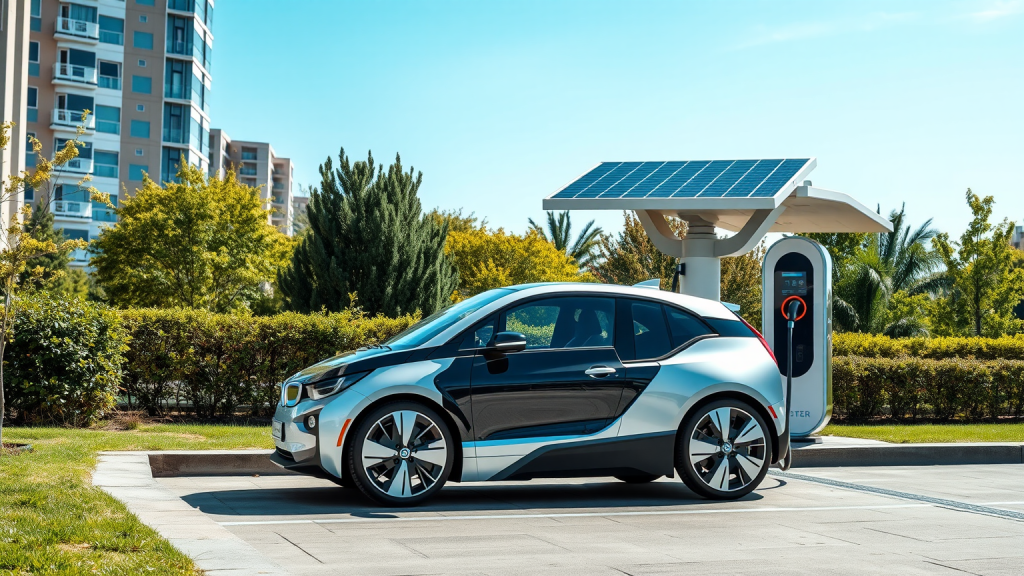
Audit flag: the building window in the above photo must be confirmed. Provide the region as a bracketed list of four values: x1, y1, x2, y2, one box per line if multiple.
[93, 194, 117, 223]
[25, 133, 37, 171]
[167, 16, 190, 55]
[128, 164, 148, 180]
[99, 16, 124, 45]
[136, 104, 145, 112]
[131, 75, 152, 94]
[95, 105, 121, 135]
[133, 31, 154, 50]
[137, 0, 155, 5]
[98, 61, 121, 90]
[30, 0, 41, 31]
[164, 59, 190, 99]
[26, 87, 38, 123]
[163, 104, 187, 144]
[138, 59, 146, 67]
[162, 147, 182, 183]
[140, 15, 148, 23]
[28, 42, 40, 77]
[136, 149, 144, 156]
[94, 151, 119, 179]
[130, 120, 151, 139]
[241, 147, 258, 161]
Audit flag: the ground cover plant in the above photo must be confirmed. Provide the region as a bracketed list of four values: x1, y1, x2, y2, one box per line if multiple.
[823, 423, 1024, 443]
[0, 422, 270, 576]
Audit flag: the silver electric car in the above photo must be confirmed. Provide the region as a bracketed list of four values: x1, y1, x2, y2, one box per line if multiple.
[271, 283, 786, 506]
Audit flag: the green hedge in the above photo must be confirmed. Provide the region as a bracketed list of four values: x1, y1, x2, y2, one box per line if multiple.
[4, 293, 128, 426]
[120, 308, 415, 418]
[834, 333, 1024, 360]
[834, 356, 1024, 421]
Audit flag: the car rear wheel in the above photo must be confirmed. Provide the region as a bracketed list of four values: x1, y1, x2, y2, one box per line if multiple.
[676, 398, 770, 500]
[347, 401, 454, 506]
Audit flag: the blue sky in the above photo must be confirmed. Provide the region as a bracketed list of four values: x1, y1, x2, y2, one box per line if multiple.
[212, 0, 1023, 240]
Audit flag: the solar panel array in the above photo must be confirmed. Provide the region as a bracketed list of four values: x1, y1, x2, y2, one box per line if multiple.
[552, 159, 811, 200]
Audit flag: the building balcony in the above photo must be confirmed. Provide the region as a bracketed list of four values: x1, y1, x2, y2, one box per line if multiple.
[53, 63, 97, 86]
[52, 109, 96, 131]
[93, 207, 117, 223]
[54, 200, 93, 219]
[62, 157, 94, 174]
[98, 75, 121, 90]
[69, 248, 90, 264]
[55, 17, 99, 42]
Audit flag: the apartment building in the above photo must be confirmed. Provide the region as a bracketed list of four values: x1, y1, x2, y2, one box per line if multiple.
[209, 128, 295, 235]
[12, 0, 213, 267]
[291, 193, 308, 234]
[1, 0, 32, 228]
[1012, 225, 1023, 251]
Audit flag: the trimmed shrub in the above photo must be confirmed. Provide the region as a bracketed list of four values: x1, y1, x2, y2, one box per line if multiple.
[4, 292, 129, 426]
[119, 308, 416, 417]
[832, 356, 1024, 421]
[834, 333, 1024, 360]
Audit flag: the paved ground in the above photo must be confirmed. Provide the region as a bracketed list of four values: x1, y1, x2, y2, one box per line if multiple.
[156, 464, 1024, 576]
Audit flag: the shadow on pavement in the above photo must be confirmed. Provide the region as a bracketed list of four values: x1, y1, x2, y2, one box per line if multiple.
[179, 476, 773, 517]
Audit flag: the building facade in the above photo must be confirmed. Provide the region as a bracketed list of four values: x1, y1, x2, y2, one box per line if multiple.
[209, 128, 295, 234]
[1012, 225, 1023, 251]
[16, 0, 213, 266]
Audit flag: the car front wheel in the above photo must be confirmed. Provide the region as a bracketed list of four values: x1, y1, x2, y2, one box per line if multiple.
[676, 398, 770, 500]
[346, 401, 454, 506]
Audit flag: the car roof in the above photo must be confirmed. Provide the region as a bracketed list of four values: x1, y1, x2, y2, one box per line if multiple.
[505, 282, 736, 320]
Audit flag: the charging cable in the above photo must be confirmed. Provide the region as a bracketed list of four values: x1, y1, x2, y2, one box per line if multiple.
[778, 297, 803, 471]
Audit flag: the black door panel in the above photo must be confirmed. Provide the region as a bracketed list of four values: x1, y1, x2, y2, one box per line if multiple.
[471, 347, 624, 441]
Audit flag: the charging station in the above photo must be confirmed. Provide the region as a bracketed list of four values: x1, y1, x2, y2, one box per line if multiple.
[762, 236, 833, 437]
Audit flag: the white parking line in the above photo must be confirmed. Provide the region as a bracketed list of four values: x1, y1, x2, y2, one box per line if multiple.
[218, 503, 931, 526]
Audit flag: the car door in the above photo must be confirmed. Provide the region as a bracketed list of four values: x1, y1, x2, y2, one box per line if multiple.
[469, 295, 626, 441]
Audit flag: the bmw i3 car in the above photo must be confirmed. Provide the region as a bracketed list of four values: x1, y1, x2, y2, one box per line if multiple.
[271, 283, 787, 506]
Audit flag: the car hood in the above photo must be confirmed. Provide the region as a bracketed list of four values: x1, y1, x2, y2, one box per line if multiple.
[286, 346, 416, 385]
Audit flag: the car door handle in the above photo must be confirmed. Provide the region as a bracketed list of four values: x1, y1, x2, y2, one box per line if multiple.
[585, 366, 616, 377]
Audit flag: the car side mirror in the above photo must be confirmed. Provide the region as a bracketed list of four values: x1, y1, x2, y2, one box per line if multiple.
[491, 331, 527, 352]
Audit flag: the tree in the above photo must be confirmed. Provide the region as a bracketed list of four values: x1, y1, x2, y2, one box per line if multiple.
[932, 190, 1024, 336]
[592, 211, 682, 289]
[529, 210, 604, 267]
[91, 162, 286, 313]
[446, 226, 591, 300]
[832, 205, 942, 337]
[1, 120, 98, 447]
[720, 242, 765, 329]
[279, 148, 458, 317]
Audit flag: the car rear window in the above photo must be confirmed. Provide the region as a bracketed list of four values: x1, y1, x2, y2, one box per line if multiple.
[665, 307, 712, 347]
[630, 301, 672, 359]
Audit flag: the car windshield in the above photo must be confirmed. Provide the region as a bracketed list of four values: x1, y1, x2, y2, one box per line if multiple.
[384, 289, 514, 349]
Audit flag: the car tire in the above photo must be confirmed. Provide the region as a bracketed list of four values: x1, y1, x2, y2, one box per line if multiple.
[614, 474, 661, 484]
[676, 398, 771, 500]
[346, 400, 455, 507]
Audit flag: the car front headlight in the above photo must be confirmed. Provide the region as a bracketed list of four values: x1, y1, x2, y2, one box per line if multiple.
[306, 371, 369, 401]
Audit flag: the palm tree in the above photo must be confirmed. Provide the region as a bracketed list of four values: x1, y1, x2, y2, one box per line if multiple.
[528, 211, 604, 267]
[834, 205, 945, 337]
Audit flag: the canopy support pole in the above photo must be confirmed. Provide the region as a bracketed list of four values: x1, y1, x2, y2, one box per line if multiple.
[635, 205, 787, 301]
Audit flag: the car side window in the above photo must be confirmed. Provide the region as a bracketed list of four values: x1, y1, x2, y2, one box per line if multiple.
[630, 301, 672, 359]
[503, 297, 615, 350]
[665, 306, 713, 347]
[460, 315, 497, 350]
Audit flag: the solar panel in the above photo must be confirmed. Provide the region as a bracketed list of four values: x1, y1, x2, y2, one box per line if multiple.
[552, 158, 812, 201]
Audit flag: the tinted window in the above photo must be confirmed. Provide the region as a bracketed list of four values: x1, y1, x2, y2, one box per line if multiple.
[460, 315, 496, 350]
[630, 301, 671, 359]
[503, 297, 614, 350]
[384, 289, 512, 350]
[665, 307, 712, 347]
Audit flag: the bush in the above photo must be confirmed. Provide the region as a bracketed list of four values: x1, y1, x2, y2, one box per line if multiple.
[833, 356, 1024, 422]
[834, 333, 1024, 360]
[120, 308, 416, 418]
[4, 292, 129, 425]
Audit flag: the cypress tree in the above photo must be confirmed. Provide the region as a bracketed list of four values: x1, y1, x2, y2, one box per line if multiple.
[278, 148, 458, 317]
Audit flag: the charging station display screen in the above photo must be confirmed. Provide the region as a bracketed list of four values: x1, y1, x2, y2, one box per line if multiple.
[780, 272, 807, 296]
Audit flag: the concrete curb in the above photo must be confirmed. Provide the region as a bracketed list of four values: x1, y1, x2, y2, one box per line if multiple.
[94, 451, 294, 576]
[149, 449, 292, 477]
[792, 442, 1024, 467]
[143, 443, 1024, 479]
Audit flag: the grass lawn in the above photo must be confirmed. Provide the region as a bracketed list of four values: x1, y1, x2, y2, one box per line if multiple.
[0, 423, 272, 576]
[823, 423, 1024, 443]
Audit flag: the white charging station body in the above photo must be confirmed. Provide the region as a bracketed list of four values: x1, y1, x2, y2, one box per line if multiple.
[762, 236, 833, 437]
